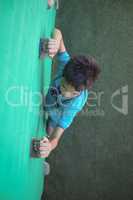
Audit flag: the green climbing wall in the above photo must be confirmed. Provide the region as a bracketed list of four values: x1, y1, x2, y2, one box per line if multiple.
[0, 0, 55, 199]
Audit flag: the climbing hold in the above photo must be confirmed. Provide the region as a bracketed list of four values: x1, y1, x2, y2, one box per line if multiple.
[30, 138, 41, 158]
[39, 38, 49, 59]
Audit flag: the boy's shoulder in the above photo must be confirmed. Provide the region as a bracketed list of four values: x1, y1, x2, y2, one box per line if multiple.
[68, 90, 89, 110]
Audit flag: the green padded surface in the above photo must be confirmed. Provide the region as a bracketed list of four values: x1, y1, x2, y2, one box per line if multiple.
[0, 0, 55, 199]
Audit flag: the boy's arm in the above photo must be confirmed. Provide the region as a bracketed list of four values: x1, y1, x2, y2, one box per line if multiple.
[49, 126, 64, 150]
[59, 38, 66, 53]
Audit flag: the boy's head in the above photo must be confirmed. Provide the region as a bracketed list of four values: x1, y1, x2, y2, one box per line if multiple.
[61, 55, 101, 98]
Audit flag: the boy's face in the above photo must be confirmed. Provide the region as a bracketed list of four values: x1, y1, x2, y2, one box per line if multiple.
[60, 78, 81, 98]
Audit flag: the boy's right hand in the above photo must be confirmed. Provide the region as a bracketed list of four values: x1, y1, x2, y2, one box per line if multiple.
[47, 28, 63, 58]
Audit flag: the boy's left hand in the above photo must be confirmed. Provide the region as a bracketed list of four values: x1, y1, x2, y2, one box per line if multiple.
[39, 137, 52, 158]
[47, 28, 63, 58]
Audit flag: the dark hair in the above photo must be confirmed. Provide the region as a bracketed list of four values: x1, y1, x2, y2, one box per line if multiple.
[63, 55, 101, 91]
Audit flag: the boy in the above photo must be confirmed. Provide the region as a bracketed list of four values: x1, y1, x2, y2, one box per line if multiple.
[37, 28, 100, 159]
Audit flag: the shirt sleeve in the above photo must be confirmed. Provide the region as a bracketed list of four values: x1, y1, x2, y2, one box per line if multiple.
[55, 51, 70, 78]
[57, 106, 80, 129]
[57, 90, 89, 129]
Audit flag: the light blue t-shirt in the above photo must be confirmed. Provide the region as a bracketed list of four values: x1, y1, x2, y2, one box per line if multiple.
[45, 51, 89, 129]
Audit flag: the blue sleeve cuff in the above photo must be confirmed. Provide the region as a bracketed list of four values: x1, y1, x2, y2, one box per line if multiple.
[57, 121, 71, 129]
[57, 51, 70, 63]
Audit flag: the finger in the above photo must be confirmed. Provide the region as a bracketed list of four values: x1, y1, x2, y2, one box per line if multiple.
[39, 149, 49, 154]
[48, 49, 57, 54]
[48, 40, 57, 45]
[48, 41, 57, 47]
[47, 47, 56, 52]
[40, 146, 49, 151]
[48, 45, 57, 50]
[48, 38, 57, 42]
[39, 153, 48, 158]
[40, 151, 49, 157]
[48, 47, 57, 51]
[39, 146, 49, 151]
[39, 145, 50, 150]
[48, 39, 57, 43]
[39, 145, 49, 149]
[40, 154, 48, 158]
[40, 143, 49, 147]
[48, 48, 57, 54]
